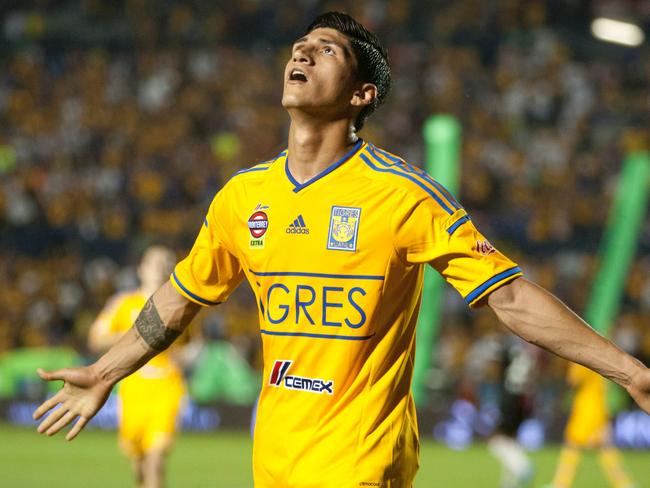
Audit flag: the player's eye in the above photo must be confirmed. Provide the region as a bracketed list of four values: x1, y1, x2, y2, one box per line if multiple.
[322, 46, 335, 55]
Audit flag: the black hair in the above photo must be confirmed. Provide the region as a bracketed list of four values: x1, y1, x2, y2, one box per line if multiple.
[306, 11, 391, 132]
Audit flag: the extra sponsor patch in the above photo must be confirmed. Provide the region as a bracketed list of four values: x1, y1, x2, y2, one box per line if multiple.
[327, 206, 361, 251]
[248, 209, 269, 249]
[269, 360, 334, 395]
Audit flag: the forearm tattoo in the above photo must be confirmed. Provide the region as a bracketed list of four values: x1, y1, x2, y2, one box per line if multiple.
[135, 297, 181, 351]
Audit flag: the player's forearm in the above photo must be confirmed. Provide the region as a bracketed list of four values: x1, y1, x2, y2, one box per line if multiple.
[92, 281, 201, 387]
[488, 277, 645, 388]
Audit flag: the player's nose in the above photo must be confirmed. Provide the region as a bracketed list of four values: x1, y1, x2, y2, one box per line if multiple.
[292, 46, 314, 65]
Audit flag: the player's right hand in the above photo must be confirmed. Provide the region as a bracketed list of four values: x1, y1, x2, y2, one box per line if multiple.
[32, 366, 112, 441]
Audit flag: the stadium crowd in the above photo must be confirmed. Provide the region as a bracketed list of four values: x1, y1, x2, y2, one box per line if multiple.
[1, 0, 649, 419]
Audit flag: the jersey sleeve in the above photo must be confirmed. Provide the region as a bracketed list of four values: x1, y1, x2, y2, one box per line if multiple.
[393, 197, 522, 308]
[171, 187, 245, 306]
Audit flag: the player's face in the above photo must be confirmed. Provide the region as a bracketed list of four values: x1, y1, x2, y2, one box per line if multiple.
[138, 247, 175, 289]
[282, 27, 361, 120]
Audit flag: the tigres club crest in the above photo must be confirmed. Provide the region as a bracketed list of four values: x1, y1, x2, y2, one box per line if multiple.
[327, 206, 361, 251]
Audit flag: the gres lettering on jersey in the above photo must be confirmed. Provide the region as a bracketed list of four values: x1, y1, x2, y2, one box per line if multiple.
[172, 140, 522, 488]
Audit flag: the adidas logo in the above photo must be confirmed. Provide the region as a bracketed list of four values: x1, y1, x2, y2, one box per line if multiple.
[286, 215, 310, 234]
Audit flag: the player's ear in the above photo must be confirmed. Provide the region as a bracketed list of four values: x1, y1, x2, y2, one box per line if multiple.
[350, 83, 377, 108]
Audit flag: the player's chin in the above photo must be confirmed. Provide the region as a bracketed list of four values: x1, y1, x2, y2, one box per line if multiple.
[281, 93, 308, 109]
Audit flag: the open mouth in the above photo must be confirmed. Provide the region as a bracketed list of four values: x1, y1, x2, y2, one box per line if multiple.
[289, 68, 308, 82]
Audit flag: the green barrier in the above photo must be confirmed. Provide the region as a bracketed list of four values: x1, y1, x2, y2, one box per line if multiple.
[189, 342, 260, 405]
[584, 152, 650, 334]
[582, 152, 650, 412]
[413, 115, 462, 406]
[0, 347, 81, 398]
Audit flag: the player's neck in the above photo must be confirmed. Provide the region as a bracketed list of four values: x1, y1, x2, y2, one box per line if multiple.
[287, 119, 359, 184]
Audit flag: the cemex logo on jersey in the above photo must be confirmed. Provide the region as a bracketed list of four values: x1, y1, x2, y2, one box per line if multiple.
[286, 215, 310, 234]
[269, 360, 334, 395]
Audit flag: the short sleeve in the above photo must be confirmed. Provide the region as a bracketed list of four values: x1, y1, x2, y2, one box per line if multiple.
[171, 188, 245, 306]
[393, 198, 522, 308]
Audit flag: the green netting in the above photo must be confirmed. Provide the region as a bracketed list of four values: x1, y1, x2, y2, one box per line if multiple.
[0, 347, 81, 398]
[189, 342, 260, 405]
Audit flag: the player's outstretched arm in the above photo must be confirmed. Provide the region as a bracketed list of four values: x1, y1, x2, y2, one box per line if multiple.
[487, 277, 650, 414]
[33, 281, 201, 440]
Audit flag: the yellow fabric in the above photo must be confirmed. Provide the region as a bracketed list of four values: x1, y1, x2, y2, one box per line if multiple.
[94, 291, 186, 456]
[599, 447, 635, 488]
[564, 364, 609, 446]
[551, 446, 581, 488]
[173, 141, 521, 487]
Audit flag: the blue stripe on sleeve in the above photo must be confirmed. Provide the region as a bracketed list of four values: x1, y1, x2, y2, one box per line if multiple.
[464, 267, 522, 305]
[370, 146, 461, 211]
[172, 271, 220, 306]
[360, 152, 455, 215]
[447, 215, 471, 235]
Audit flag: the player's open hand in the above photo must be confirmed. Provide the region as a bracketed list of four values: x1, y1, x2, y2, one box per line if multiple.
[32, 366, 112, 441]
[626, 366, 650, 415]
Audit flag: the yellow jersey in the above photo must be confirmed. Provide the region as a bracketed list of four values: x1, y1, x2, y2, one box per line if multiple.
[565, 363, 609, 446]
[172, 140, 522, 487]
[93, 291, 186, 455]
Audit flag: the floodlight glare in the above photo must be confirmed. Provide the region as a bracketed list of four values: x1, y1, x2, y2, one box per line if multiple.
[591, 17, 645, 47]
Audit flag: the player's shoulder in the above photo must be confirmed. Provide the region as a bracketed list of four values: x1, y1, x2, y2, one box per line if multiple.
[226, 149, 287, 187]
[358, 142, 461, 216]
[112, 290, 144, 308]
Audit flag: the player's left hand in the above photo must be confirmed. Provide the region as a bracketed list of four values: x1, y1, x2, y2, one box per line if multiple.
[626, 367, 650, 415]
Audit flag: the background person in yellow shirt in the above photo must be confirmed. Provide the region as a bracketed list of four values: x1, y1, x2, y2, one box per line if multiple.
[88, 246, 186, 488]
[33, 11, 650, 488]
[545, 363, 636, 488]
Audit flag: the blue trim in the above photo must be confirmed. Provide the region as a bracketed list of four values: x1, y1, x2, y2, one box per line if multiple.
[203, 218, 208, 228]
[370, 146, 461, 211]
[260, 329, 375, 341]
[284, 159, 302, 187]
[235, 165, 271, 176]
[231, 150, 286, 178]
[464, 267, 522, 305]
[249, 269, 384, 280]
[172, 271, 220, 306]
[286, 139, 364, 193]
[447, 215, 471, 235]
[360, 152, 455, 215]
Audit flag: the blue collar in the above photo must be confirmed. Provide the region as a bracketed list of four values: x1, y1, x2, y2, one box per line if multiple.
[285, 139, 364, 193]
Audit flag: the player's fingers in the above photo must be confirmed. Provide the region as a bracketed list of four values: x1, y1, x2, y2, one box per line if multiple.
[46, 410, 77, 436]
[33, 390, 65, 421]
[65, 416, 89, 441]
[37, 367, 68, 382]
[37, 405, 68, 434]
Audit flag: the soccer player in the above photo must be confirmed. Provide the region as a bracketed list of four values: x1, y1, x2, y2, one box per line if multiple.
[544, 363, 636, 488]
[88, 246, 186, 488]
[487, 336, 536, 488]
[33, 12, 650, 488]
